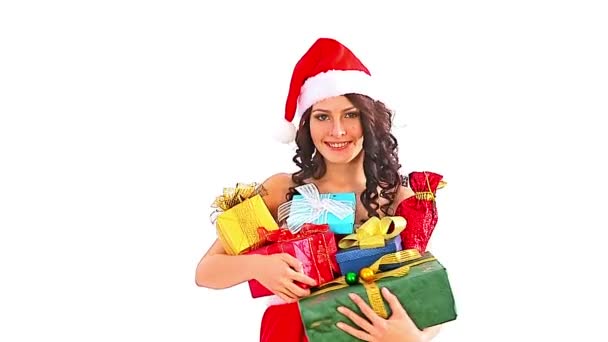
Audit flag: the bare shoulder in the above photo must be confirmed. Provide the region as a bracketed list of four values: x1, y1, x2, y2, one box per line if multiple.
[394, 185, 416, 203]
[261, 172, 293, 189]
[260, 172, 295, 220]
[388, 185, 415, 215]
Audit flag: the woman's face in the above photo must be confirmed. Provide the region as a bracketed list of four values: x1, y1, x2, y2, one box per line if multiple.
[309, 95, 364, 165]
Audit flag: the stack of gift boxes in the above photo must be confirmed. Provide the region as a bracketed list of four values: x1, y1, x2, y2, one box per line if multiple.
[210, 172, 457, 341]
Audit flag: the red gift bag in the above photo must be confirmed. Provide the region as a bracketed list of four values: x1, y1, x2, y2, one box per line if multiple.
[395, 171, 445, 253]
[245, 223, 338, 298]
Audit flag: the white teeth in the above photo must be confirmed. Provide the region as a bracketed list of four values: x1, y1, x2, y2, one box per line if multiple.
[328, 142, 348, 148]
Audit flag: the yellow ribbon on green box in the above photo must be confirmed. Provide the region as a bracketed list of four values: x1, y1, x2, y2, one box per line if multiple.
[309, 249, 436, 318]
[338, 216, 406, 249]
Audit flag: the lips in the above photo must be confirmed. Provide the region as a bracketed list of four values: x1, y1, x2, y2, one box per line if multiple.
[324, 141, 351, 150]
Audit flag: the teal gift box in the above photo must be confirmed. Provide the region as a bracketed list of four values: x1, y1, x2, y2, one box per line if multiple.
[278, 184, 356, 234]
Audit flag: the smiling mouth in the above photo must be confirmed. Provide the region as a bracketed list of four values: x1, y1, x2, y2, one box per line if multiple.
[325, 141, 351, 150]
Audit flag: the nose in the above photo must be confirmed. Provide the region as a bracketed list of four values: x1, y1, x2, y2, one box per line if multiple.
[330, 118, 346, 137]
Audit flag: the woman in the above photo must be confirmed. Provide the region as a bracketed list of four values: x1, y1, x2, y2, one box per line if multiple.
[196, 38, 442, 342]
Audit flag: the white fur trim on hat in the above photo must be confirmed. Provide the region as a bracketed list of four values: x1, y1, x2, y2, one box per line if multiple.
[294, 69, 377, 126]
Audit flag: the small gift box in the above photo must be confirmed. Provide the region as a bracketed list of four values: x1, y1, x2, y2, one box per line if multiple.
[211, 183, 279, 255]
[245, 223, 338, 298]
[298, 250, 457, 341]
[278, 183, 355, 234]
[335, 216, 407, 275]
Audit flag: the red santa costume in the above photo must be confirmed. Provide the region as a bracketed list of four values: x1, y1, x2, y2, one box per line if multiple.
[260, 37, 443, 342]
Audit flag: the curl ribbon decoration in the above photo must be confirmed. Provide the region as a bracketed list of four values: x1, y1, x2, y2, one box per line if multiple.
[308, 249, 436, 319]
[338, 216, 407, 249]
[209, 182, 267, 224]
[277, 183, 354, 233]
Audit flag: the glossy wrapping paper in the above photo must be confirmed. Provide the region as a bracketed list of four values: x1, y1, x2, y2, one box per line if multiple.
[298, 251, 457, 342]
[395, 171, 444, 253]
[211, 183, 278, 255]
[246, 224, 338, 298]
[214, 194, 279, 255]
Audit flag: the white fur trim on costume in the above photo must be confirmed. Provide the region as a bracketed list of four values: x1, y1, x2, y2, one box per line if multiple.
[266, 295, 289, 306]
[294, 69, 378, 126]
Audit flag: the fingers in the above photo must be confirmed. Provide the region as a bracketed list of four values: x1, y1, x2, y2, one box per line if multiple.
[275, 289, 297, 303]
[336, 321, 373, 342]
[281, 253, 317, 287]
[382, 287, 421, 333]
[284, 280, 311, 298]
[289, 268, 318, 287]
[337, 306, 375, 335]
[348, 293, 383, 326]
[381, 287, 411, 321]
[280, 253, 303, 271]
[276, 281, 304, 302]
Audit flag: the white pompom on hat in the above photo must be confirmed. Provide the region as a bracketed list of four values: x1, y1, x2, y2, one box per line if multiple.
[272, 118, 297, 144]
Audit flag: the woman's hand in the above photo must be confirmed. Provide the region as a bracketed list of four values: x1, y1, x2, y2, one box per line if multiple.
[253, 253, 318, 303]
[336, 287, 441, 342]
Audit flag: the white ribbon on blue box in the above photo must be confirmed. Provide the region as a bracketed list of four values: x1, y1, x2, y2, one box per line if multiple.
[278, 183, 356, 234]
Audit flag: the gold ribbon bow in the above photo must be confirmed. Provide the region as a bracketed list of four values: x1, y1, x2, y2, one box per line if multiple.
[309, 249, 436, 318]
[338, 216, 406, 249]
[212, 182, 266, 211]
[210, 182, 267, 223]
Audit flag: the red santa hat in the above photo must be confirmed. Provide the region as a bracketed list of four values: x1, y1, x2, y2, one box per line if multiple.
[275, 38, 383, 143]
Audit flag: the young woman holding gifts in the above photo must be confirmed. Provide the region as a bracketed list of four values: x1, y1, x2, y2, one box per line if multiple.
[196, 38, 445, 342]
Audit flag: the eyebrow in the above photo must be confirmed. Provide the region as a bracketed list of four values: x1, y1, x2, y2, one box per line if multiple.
[311, 106, 358, 114]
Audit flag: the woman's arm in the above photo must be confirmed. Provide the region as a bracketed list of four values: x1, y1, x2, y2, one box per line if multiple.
[194, 239, 264, 289]
[194, 173, 316, 301]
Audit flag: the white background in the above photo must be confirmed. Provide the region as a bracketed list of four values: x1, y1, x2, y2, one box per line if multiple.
[1, 1, 607, 341]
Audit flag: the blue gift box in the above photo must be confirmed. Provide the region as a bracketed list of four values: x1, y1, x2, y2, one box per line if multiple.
[288, 191, 356, 234]
[335, 235, 403, 275]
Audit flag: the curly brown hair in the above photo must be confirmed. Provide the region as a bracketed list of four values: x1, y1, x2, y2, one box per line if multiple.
[287, 93, 403, 221]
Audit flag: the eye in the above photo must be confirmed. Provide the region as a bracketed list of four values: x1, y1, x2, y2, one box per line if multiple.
[313, 114, 329, 121]
[345, 111, 359, 119]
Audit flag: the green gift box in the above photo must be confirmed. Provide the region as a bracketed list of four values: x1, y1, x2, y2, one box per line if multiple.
[298, 250, 457, 342]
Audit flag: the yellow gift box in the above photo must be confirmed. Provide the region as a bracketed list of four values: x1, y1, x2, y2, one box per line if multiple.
[212, 183, 279, 255]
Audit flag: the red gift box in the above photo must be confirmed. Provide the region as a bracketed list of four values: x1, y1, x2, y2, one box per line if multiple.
[245, 223, 338, 298]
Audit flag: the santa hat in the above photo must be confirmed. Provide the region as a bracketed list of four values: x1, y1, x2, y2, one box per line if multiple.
[275, 38, 384, 144]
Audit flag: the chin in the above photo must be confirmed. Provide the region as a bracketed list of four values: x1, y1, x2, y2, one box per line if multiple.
[318, 148, 363, 165]
[324, 156, 356, 164]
